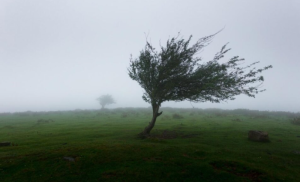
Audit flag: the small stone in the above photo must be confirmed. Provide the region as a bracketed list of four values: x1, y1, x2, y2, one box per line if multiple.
[0, 142, 11, 147]
[63, 157, 75, 162]
[248, 130, 269, 142]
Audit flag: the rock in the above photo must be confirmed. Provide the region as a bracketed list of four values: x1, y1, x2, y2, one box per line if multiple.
[161, 130, 178, 139]
[248, 130, 269, 142]
[63, 156, 75, 162]
[0, 142, 11, 147]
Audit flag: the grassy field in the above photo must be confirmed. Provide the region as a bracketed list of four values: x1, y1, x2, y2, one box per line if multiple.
[0, 108, 300, 182]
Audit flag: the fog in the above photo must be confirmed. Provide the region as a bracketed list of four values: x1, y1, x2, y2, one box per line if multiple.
[1, 0, 300, 113]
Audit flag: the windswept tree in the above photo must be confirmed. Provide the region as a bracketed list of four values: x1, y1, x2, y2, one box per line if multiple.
[97, 94, 115, 109]
[128, 33, 272, 137]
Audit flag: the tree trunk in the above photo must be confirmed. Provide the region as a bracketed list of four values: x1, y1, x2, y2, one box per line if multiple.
[139, 104, 163, 137]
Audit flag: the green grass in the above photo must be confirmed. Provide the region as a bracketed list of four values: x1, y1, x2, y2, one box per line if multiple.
[0, 108, 300, 181]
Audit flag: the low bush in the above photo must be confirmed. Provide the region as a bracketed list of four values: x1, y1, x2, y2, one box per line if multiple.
[292, 118, 300, 125]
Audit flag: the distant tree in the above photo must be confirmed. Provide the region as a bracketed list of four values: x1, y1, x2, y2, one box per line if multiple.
[97, 95, 115, 109]
[128, 32, 272, 137]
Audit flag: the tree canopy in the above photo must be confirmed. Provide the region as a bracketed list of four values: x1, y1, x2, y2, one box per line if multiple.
[128, 33, 272, 136]
[97, 94, 115, 109]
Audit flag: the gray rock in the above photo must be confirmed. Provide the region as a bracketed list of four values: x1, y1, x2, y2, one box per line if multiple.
[0, 142, 11, 147]
[248, 130, 269, 142]
[63, 156, 75, 162]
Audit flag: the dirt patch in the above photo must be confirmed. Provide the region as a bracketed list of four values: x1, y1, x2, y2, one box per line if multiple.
[210, 160, 264, 182]
[148, 130, 200, 139]
[102, 171, 118, 179]
[158, 130, 179, 139]
[181, 133, 200, 138]
[143, 157, 163, 162]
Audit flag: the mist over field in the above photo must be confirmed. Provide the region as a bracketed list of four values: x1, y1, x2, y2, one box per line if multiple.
[1, 2, 300, 180]
[1, 0, 300, 113]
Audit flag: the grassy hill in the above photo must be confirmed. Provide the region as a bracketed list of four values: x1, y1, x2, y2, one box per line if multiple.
[0, 108, 299, 181]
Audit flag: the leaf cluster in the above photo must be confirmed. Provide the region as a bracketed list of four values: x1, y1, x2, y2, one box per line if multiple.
[128, 33, 272, 106]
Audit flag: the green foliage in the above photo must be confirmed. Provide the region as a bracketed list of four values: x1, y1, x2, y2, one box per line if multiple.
[97, 94, 115, 109]
[128, 33, 272, 106]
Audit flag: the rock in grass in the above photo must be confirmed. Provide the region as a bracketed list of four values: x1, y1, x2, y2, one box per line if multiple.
[292, 151, 300, 154]
[248, 130, 269, 142]
[63, 156, 75, 162]
[0, 142, 11, 147]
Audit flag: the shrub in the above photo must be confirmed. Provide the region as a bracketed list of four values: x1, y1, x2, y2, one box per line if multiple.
[292, 118, 300, 125]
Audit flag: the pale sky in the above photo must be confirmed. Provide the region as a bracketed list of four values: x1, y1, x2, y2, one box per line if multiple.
[1, 0, 300, 112]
